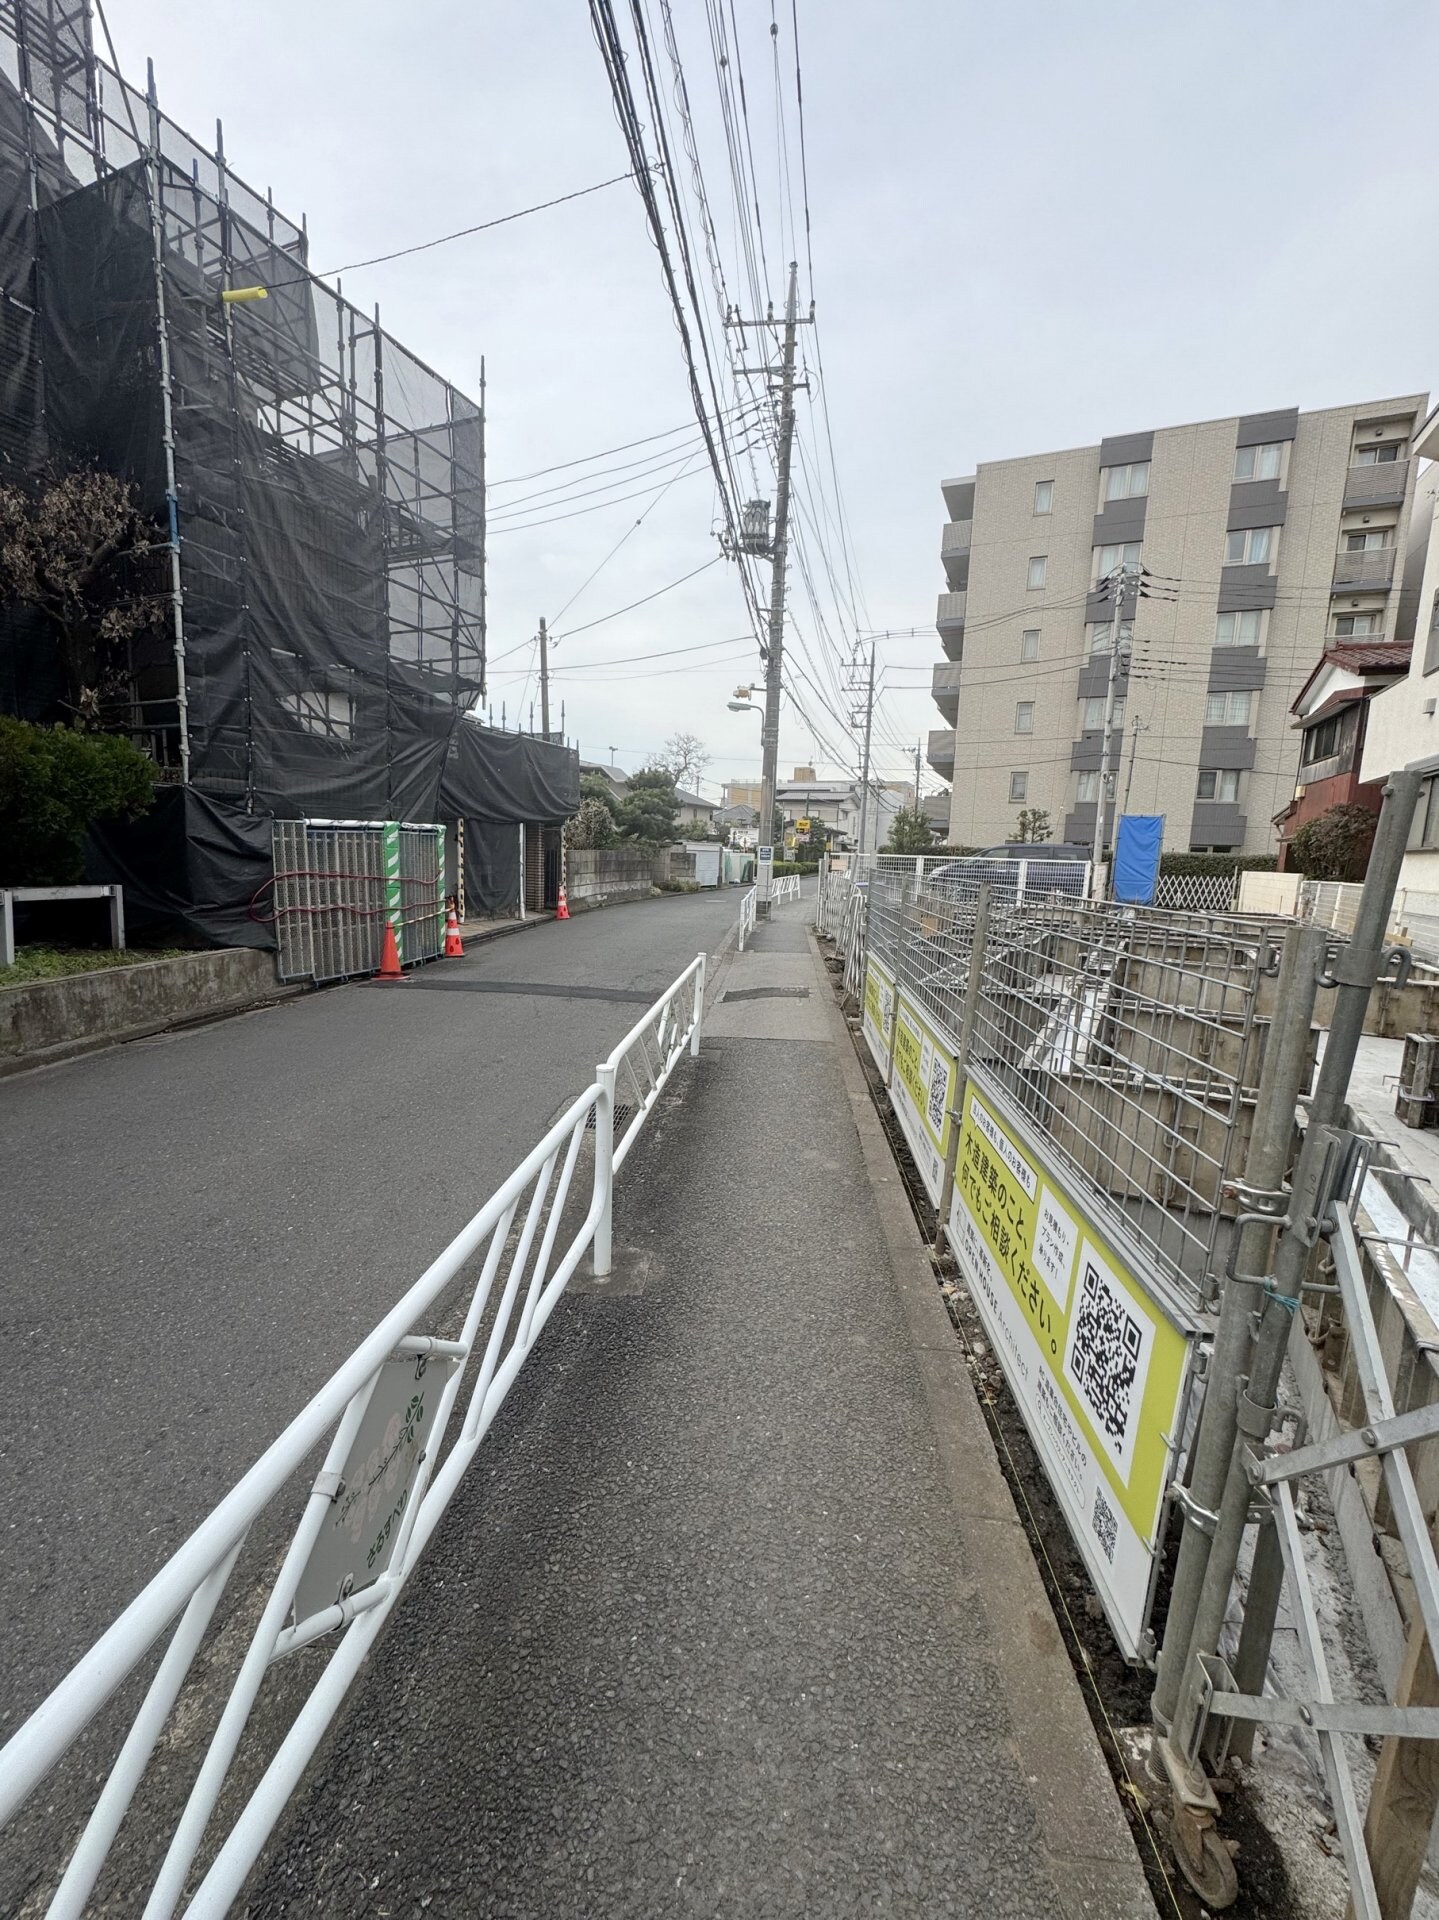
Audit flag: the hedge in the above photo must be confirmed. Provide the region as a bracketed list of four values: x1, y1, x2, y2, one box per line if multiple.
[1158, 852, 1277, 878]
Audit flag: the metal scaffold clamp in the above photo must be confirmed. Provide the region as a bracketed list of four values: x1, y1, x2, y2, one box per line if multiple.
[1317, 939, 1413, 992]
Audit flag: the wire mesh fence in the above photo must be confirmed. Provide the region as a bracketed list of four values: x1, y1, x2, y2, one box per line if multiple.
[835, 857, 1293, 1310]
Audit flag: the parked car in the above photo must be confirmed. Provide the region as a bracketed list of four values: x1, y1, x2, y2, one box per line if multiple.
[924, 843, 1090, 902]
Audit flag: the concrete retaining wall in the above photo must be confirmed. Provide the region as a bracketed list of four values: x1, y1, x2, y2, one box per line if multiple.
[566, 849, 656, 910]
[0, 947, 288, 1074]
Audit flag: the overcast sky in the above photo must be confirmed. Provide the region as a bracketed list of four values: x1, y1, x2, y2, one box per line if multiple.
[106, 0, 1439, 802]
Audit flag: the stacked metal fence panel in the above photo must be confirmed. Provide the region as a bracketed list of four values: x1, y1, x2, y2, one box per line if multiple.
[272, 820, 442, 983]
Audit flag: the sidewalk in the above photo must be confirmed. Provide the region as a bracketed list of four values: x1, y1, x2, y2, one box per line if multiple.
[252, 907, 1155, 1918]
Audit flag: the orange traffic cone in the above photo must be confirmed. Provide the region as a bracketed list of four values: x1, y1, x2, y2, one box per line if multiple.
[555, 885, 570, 922]
[443, 904, 464, 957]
[376, 918, 406, 981]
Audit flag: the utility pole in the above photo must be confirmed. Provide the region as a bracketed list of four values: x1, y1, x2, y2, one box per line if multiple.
[1090, 563, 1133, 899]
[854, 642, 876, 855]
[1122, 715, 1147, 817]
[913, 740, 921, 805]
[728, 261, 811, 913]
[538, 617, 550, 740]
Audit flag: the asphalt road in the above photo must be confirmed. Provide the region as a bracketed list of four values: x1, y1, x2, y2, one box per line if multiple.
[0, 890, 736, 1744]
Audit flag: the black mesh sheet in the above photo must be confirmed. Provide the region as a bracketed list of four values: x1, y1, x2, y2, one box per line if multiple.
[462, 817, 520, 917]
[85, 784, 275, 948]
[441, 720, 578, 825]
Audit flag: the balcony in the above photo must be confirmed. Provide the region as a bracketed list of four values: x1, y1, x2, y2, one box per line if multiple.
[935, 590, 966, 660]
[1344, 459, 1410, 510]
[1332, 547, 1396, 592]
[941, 519, 971, 590]
[927, 727, 956, 777]
[931, 659, 962, 724]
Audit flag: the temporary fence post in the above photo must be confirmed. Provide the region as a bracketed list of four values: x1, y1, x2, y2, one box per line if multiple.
[1164, 771, 1421, 1772]
[934, 882, 991, 1252]
[1151, 921, 1318, 1733]
[593, 1062, 616, 1278]
[691, 952, 706, 1057]
[1016, 858, 1028, 908]
[517, 823, 526, 921]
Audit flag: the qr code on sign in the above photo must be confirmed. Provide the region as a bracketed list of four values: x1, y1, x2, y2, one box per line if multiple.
[1067, 1262, 1144, 1455]
[927, 1049, 948, 1138]
[1092, 1484, 1118, 1564]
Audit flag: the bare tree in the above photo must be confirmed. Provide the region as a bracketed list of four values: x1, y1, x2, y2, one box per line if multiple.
[659, 730, 710, 793]
[0, 468, 164, 727]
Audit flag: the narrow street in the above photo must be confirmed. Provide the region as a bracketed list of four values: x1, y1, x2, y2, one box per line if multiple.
[0, 891, 736, 1741]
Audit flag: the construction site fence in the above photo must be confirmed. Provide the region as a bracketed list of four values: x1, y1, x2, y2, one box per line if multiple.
[832, 857, 1292, 1314]
[271, 819, 444, 984]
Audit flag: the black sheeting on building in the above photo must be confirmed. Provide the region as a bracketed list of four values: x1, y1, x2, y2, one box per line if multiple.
[440, 720, 578, 825]
[462, 818, 522, 916]
[85, 787, 276, 950]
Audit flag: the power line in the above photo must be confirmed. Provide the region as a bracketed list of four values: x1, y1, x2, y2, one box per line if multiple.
[553, 553, 725, 640]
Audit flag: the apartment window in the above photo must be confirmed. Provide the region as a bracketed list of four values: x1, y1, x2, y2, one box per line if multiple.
[1020, 628, 1040, 662]
[1015, 700, 1035, 734]
[1215, 609, 1264, 648]
[1026, 555, 1048, 590]
[1333, 612, 1381, 637]
[1081, 695, 1126, 730]
[1234, 442, 1283, 481]
[1197, 768, 1241, 803]
[1225, 526, 1275, 566]
[1102, 460, 1149, 500]
[1094, 540, 1142, 581]
[1344, 528, 1391, 552]
[1075, 771, 1100, 803]
[1355, 443, 1402, 465]
[1034, 479, 1054, 514]
[1087, 619, 1133, 653]
[1302, 714, 1344, 764]
[1009, 771, 1028, 803]
[1205, 689, 1253, 727]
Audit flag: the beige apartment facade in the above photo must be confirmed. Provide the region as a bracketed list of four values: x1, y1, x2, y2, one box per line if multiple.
[931, 394, 1429, 854]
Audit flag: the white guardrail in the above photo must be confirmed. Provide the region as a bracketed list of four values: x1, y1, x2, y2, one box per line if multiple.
[738, 883, 757, 950]
[771, 872, 800, 903]
[0, 954, 707, 1918]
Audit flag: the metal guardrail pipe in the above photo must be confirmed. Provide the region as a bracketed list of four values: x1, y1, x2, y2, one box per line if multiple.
[0, 953, 710, 1916]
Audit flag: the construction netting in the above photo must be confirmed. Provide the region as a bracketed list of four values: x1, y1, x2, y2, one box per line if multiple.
[0, 0, 489, 820]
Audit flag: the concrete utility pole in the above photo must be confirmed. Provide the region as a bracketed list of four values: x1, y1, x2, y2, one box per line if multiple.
[1090, 563, 1133, 898]
[728, 260, 810, 913]
[854, 642, 876, 856]
[1122, 714, 1147, 817]
[538, 618, 550, 740]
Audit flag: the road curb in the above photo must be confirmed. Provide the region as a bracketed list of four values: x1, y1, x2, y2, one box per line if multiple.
[805, 927, 1159, 1920]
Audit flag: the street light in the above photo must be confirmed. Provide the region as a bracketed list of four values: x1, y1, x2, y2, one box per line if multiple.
[728, 699, 760, 715]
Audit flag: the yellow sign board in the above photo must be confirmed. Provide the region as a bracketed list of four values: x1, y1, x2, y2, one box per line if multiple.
[861, 957, 895, 1072]
[949, 1077, 1193, 1655]
[888, 996, 957, 1205]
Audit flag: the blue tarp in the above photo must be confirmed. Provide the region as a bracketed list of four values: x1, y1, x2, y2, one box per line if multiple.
[1113, 815, 1164, 904]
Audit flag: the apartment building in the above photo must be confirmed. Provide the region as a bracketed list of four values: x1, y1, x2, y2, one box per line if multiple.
[931, 394, 1429, 854]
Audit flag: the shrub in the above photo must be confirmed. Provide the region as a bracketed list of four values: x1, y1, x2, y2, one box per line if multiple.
[1286, 804, 1376, 882]
[0, 715, 156, 883]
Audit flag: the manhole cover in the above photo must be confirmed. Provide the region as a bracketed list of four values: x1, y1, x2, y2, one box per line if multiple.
[722, 986, 810, 1002]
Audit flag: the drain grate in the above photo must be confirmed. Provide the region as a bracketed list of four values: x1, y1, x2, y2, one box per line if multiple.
[585, 1102, 637, 1132]
[722, 986, 810, 1002]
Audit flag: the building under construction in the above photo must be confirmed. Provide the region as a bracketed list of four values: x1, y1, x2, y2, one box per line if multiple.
[0, 0, 575, 937]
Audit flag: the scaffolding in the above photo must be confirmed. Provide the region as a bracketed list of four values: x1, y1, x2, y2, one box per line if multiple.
[0, 0, 486, 818]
